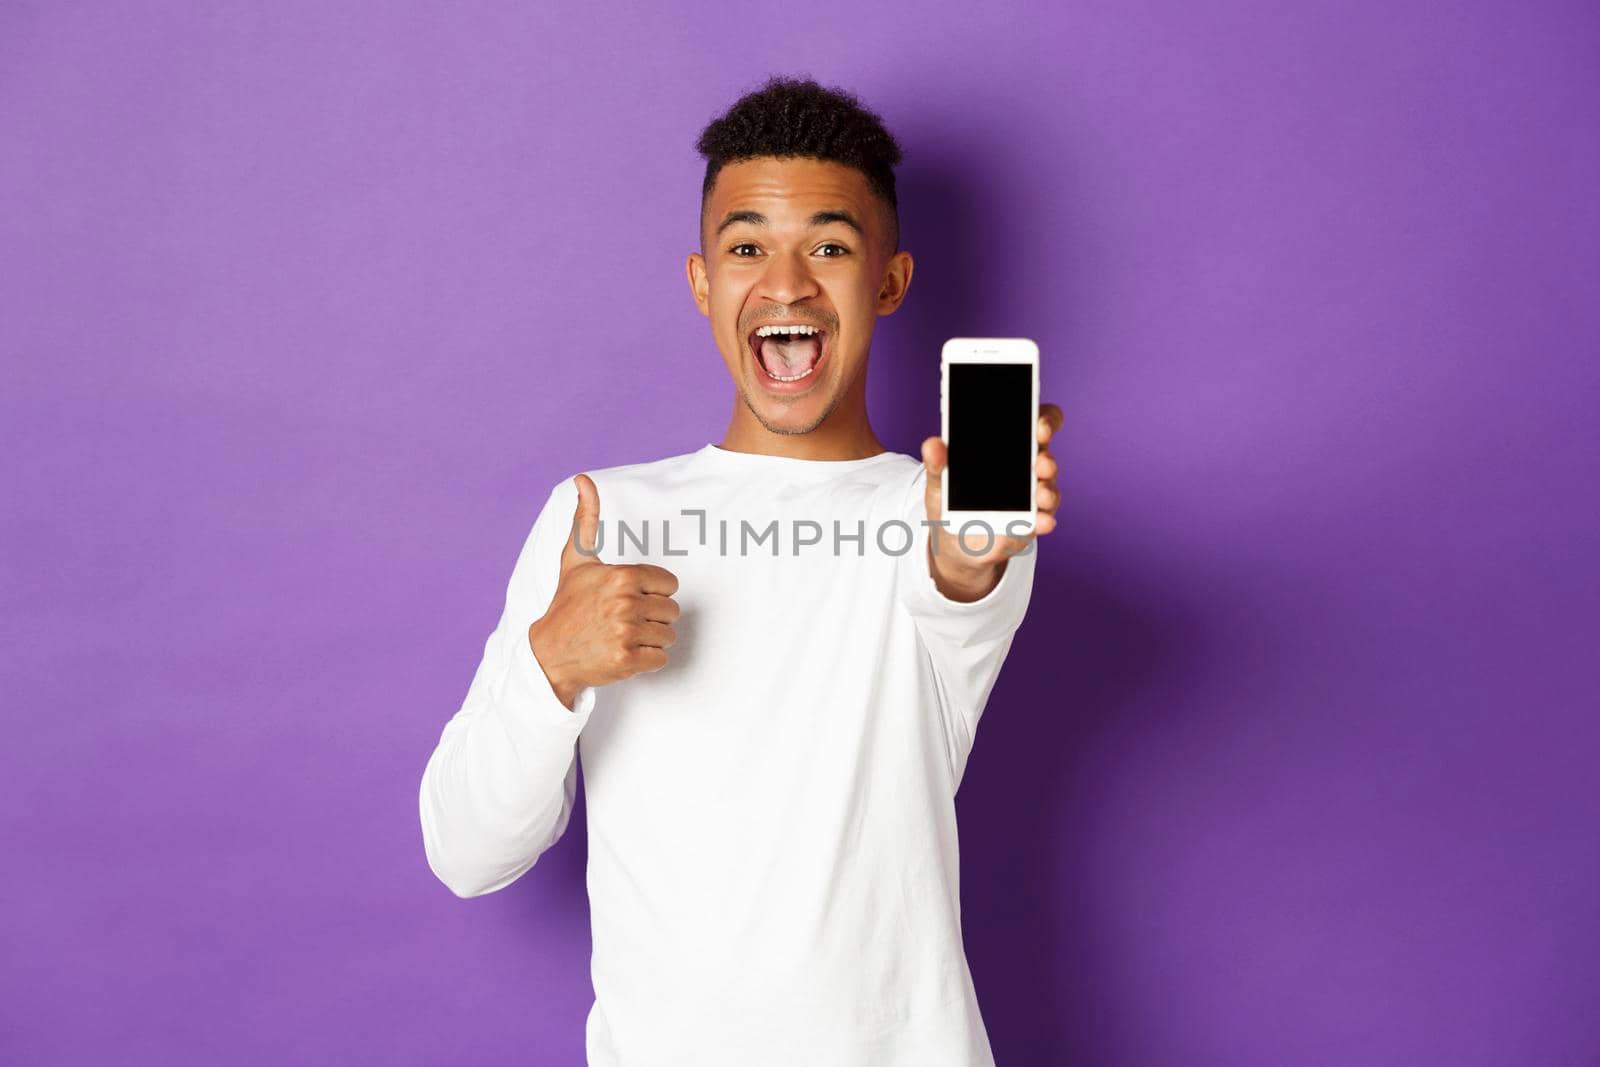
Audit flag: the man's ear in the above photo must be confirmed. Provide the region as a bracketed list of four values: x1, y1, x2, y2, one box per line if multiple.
[686, 252, 711, 318]
[875, 250, 914, 316]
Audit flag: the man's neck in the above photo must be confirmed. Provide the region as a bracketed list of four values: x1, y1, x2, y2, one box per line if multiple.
[718, 409, 888, 461]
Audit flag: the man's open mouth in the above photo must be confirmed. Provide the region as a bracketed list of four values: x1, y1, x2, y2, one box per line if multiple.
[749, 324, 827, 384]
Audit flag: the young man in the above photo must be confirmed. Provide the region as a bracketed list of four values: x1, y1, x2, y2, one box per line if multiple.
[419, 76, 1063, 1066]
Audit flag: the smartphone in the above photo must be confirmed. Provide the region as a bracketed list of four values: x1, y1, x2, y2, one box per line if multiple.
[940, 338, 1040, 537]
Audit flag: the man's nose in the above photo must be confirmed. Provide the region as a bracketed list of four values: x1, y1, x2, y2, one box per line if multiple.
[756, 249, 819, 305]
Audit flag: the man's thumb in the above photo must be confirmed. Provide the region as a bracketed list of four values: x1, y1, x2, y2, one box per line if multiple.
[561, 473, 602, 567]
[921, 436, 947, 521]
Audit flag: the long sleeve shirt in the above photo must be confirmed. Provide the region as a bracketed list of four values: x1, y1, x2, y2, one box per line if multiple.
[419, 442, 1038, 1066]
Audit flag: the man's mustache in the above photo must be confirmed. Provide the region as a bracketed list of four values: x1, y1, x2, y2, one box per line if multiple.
[741, 307, 838, 333]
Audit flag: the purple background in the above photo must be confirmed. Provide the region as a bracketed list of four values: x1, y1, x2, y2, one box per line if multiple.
[3, 2, 1596, 1064]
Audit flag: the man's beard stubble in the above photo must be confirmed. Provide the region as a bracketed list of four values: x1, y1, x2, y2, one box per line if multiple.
[740, 379, 844, 436]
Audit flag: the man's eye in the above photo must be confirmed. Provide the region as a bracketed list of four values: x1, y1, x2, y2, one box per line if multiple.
[730, 244, 759, 257]
[818, 244, 849, 257]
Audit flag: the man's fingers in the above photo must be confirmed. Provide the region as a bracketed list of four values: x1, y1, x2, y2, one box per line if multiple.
[964, 532, 1036, 568]
[1035, 404, 1063, 533]
[1038, 402, 1063, 444]
[627, 562, 680, 597]
[633, 619, 677, 649]
[632, 646, 670, 673]
[1004, 533, 1036, 557]
[640, 592, 680, 624]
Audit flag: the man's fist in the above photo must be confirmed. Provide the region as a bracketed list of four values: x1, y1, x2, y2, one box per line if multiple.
[920, 401, 1063, 601]
[527, 473, 681, 710]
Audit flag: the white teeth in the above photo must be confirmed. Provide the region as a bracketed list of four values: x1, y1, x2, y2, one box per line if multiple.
[765, 363, 816, 382]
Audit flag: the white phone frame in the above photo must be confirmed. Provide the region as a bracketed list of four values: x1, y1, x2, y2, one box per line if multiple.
[940, 337, 1041, 539]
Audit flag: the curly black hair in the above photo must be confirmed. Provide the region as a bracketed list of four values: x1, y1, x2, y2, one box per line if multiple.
[695, 76, 904, 251]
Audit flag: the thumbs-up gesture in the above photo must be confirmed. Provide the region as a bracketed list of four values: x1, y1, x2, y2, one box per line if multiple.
[526, 473, 681, 710]
[919, 402, 1063, 602]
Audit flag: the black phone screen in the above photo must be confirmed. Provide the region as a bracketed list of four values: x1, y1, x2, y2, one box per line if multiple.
[947, 362, 1034, 512]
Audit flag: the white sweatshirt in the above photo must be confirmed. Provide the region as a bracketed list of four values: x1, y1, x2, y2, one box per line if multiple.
[419, 442, 1037, 1067]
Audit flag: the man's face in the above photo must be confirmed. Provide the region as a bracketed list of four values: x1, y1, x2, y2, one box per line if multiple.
[687, 157, 913, 436]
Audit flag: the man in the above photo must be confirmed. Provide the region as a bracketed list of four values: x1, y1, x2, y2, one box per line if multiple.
[419, 76, 1063, 1066]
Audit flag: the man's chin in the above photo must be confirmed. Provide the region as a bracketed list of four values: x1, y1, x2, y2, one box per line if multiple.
[742, 385, 835, 436]
[752, 407, 828, 437]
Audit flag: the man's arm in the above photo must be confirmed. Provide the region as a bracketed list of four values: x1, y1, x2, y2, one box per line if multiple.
[894, 476, 1039, 786]
[418, 480, 596, 899]
[894, 404, 1062, 785]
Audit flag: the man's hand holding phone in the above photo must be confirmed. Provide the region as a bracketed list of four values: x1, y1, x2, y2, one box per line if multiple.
[527, 474, 681, 710]
[920, 402, 1062, 602]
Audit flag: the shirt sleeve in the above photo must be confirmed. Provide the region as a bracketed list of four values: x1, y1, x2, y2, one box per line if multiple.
[418, 476, 598, 898]
[892, 465, 1038, 786]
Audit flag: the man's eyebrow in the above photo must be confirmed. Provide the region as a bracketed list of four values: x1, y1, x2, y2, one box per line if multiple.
[713, 209, 866, 237]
